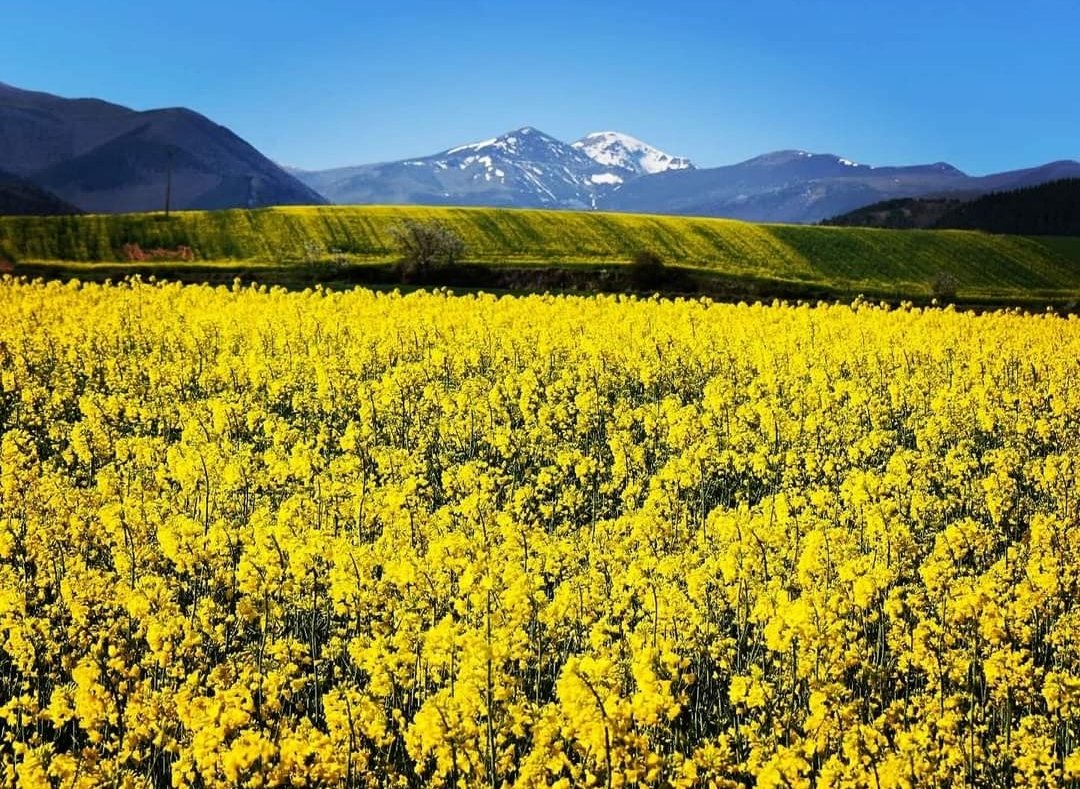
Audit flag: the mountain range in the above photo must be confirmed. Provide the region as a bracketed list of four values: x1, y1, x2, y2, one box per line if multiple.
[1, 81, 1078, 224]
[294, 137, 1080, 224]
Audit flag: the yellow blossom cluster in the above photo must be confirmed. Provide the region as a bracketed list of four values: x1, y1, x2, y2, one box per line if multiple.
[1, 277, 1079, 787]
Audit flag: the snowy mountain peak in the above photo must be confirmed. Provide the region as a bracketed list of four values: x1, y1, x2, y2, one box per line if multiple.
[444, 127, 567, 157]
[573, 131, 694, 176]
[388, 127, 606, 209]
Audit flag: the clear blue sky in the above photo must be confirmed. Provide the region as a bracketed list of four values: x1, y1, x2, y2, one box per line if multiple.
[3, 0, 1077, 173]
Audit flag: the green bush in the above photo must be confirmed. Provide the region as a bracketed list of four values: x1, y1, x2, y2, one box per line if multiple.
[391, 219, 466, 280]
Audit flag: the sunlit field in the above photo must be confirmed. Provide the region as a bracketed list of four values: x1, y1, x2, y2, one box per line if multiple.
[2, 206, 1079, 301]
[3, 278, 1080, 787]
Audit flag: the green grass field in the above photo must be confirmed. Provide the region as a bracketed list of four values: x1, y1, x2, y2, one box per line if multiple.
[2, 205, 1079, 301]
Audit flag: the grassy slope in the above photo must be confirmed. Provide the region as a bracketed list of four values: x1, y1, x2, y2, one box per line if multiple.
[2, 205, 1079, 300]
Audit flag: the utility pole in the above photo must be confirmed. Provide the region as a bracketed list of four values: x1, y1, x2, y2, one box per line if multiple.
[164, 147, 174, 218]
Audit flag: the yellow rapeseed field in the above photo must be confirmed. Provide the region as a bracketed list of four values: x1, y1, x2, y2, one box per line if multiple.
[2, 277, 1079, 788]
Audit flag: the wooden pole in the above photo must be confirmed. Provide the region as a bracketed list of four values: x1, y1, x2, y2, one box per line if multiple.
[165, 147, 174, 218]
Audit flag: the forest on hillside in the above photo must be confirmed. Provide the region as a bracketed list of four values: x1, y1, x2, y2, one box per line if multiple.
[825, 178, 1080, 235]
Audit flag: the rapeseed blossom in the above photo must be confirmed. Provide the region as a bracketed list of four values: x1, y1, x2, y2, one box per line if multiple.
[1, 278, 1079, 786]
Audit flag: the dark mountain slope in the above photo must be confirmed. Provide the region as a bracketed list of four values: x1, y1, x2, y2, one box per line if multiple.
[0, 82, 325, 213]
[0, 168, 82, 216]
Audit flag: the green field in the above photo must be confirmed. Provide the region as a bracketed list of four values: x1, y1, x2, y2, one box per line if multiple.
[2, 205, 1079, 301]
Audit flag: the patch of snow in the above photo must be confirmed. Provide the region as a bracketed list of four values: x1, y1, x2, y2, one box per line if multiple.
[590, 172, 624, 185]
[839, 158, 859, 167]
[447, 137, 498, 155]
[459, 155, 496, 172]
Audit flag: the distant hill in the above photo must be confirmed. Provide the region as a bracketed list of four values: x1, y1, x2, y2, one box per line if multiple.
[598, 152, 1080, 223]
[0, 168, 81, 216]
[605, 153, 969, 222]
[0, 82, 326, 213]
[825, 179, 1080, 235]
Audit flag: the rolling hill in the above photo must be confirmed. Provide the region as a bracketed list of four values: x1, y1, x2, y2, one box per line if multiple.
[2, 205, 1079, 301]
[0, 82, 326, 213]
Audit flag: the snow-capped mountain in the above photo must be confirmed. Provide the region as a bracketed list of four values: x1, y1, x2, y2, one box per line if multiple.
[573, 132, 693, 177]
[294, 127, 690, 209]
[297, 127, 615, 209]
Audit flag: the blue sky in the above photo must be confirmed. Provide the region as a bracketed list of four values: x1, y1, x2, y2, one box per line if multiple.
[3, 0, 1077, 173]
